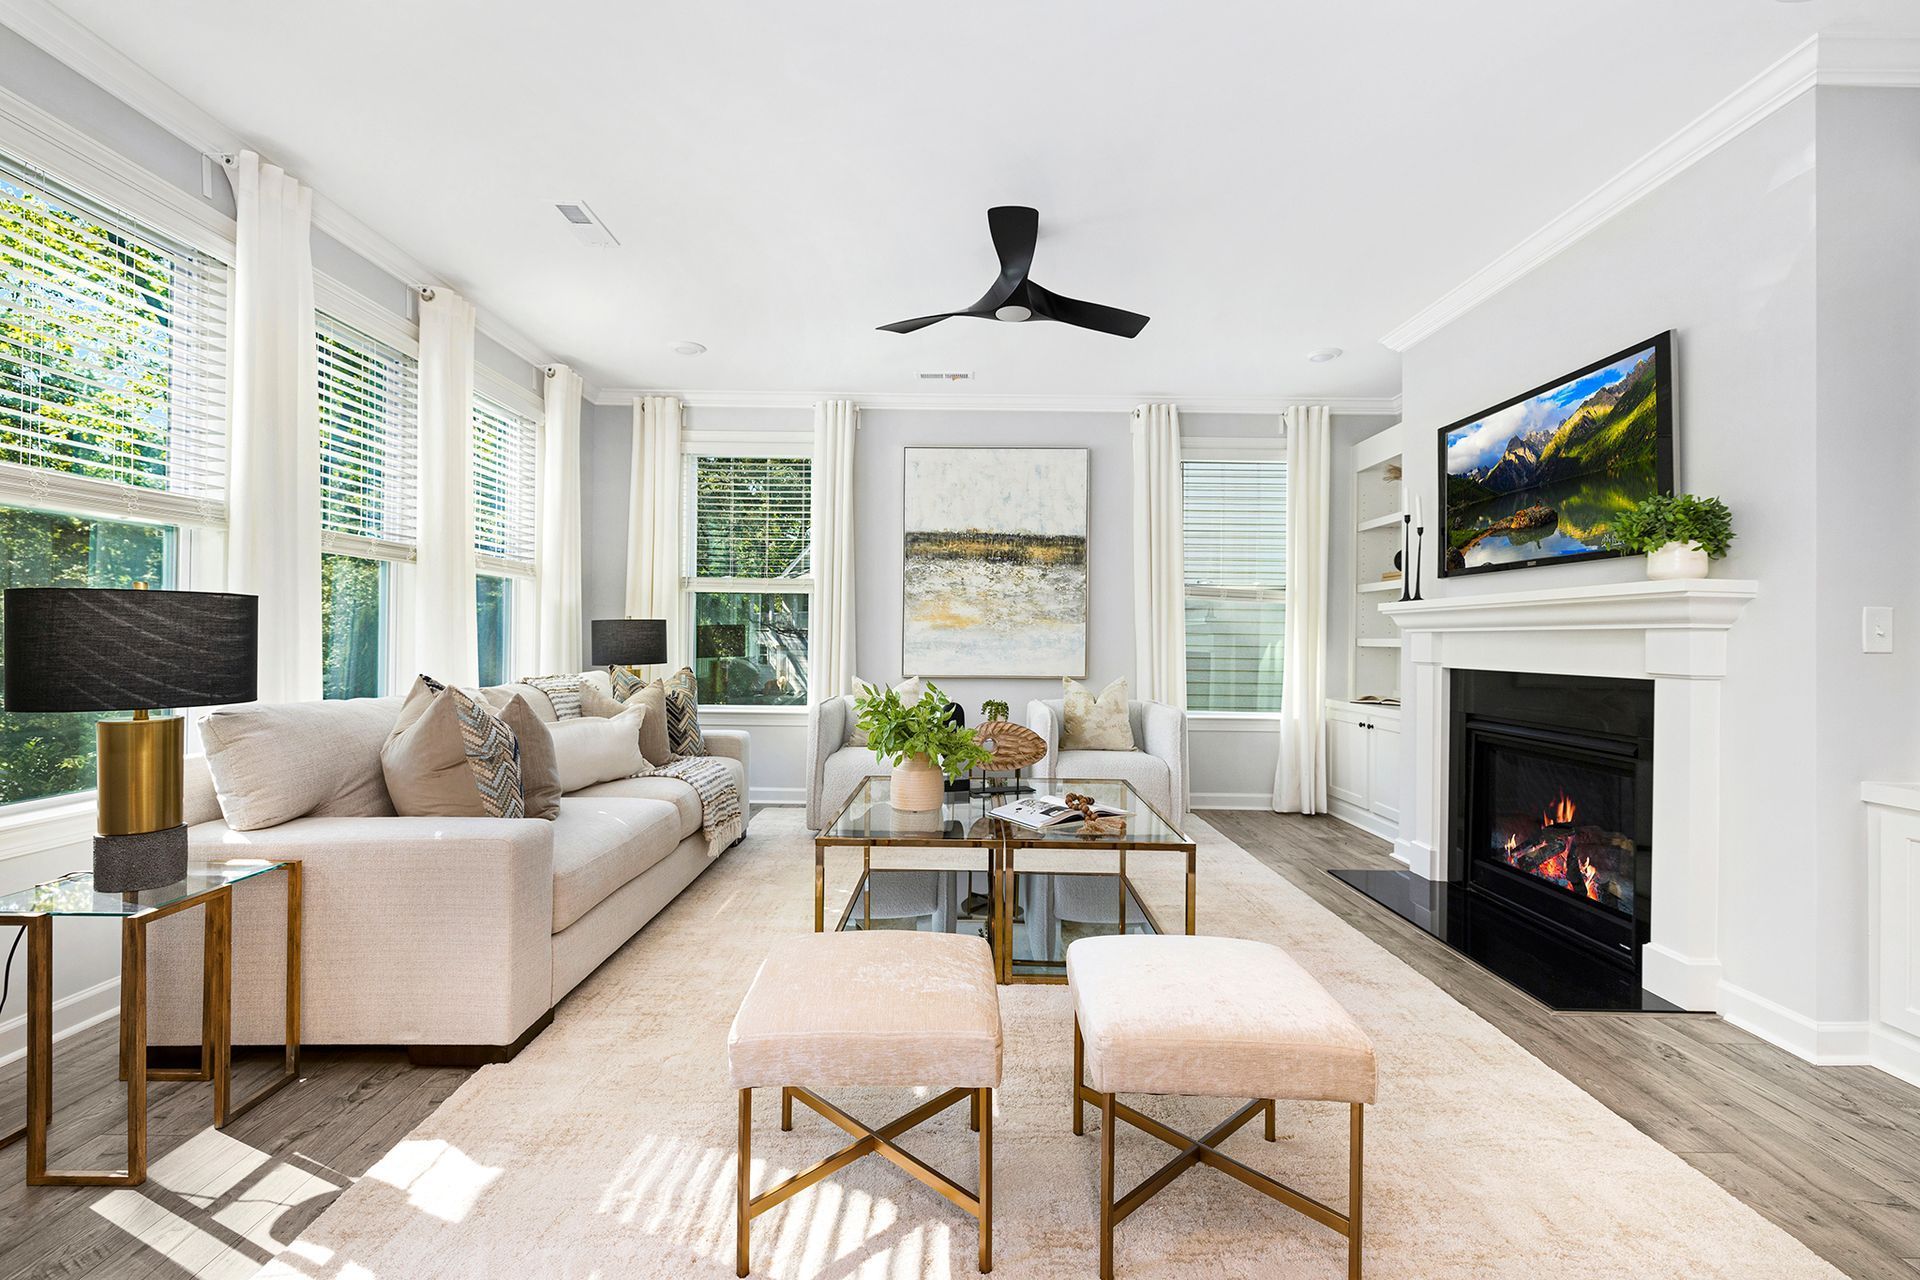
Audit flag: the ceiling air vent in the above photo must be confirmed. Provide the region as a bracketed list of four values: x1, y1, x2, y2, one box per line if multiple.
[917, 371, 975, 382]
[553, 201, 618, 248]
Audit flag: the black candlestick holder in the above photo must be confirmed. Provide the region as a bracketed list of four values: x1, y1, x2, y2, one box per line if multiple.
[1398, 514, 1414, 602]
[1412, 525, 1426, 601]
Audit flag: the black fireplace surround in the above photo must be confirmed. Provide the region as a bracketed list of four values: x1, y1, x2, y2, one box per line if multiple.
[1332, 668, 1666, 1012]
[1450, 670, 1654, 977]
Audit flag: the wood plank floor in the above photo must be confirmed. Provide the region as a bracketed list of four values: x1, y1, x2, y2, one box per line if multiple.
[0, 810, 1915, 1277]
[1207, 809, 1920, 1280]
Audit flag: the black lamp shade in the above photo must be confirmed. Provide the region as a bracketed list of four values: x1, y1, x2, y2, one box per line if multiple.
[3, 588, 258, 713]
[591, 618, 667, 667]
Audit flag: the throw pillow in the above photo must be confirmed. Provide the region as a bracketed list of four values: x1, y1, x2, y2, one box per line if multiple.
[665, 666, 706, 758]
[498, 694, 560, 819]
[609, 665, 645, 701]
[846, 676, 925, 747]
[200, 695, 404, 831]
[1061, 676, 1134, 750]
[382, 676, 525, 818]
[600, 679, 672, 766]
[521, 674, 585, 719]
[547, 705, 649, 791]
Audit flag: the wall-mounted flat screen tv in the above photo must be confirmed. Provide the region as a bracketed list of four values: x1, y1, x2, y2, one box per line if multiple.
[1438, 331, 1673, 578]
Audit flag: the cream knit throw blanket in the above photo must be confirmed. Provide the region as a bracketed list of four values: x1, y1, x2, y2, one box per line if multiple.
[642, 756, 744, 858]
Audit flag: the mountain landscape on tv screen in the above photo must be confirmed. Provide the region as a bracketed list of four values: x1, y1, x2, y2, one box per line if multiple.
[1444, 347, 1660, 572]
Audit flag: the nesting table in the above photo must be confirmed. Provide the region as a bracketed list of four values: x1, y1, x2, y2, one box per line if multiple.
[0, 859, 302, 1187]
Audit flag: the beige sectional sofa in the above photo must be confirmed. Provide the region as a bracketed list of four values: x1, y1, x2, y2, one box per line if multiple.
[148, 671, 747, 1063]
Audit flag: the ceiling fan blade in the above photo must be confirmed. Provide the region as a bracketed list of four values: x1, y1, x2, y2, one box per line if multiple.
[877, 312, 961, 334]
[987, 206, 1038, 283]
[1027, 284, 1150, 338]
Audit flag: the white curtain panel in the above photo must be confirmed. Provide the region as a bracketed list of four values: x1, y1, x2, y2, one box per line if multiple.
[414, 289, 479, 685]
[537, 364, 585, 672]
[227, 151, 321, 704]
[624, 394, 684, 674]
[1129, 403, 1186, 706]
[1274, 404, 1332, 813]
[810, 399, 858, 699]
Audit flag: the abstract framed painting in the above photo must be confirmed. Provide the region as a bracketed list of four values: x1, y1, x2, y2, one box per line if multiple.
[901, 446, 1088, 677]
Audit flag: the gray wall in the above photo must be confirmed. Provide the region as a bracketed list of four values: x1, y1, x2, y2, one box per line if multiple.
[1394, 89, 1920, 1029]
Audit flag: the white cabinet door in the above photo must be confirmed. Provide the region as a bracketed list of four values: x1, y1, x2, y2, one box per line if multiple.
[1328, 713, 1369, 809]
[1368, 722, 1401, 824]
[1879, 813, 1920, 1040]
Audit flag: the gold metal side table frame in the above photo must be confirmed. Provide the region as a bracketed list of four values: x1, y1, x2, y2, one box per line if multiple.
[0, 859, 302, 1187]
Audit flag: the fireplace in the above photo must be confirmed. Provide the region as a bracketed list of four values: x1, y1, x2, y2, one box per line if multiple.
[1452, 670, 1653, 976]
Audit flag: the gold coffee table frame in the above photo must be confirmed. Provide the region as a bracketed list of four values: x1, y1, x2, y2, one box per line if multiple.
[814, 779, 1197, 984]
[0, 859, 302, 1187]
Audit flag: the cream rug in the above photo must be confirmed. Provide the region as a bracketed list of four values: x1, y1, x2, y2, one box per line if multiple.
[255, 809, 1843, 1279]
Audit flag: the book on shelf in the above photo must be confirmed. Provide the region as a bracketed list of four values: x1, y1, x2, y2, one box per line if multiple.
[990, 794, 1125, 830]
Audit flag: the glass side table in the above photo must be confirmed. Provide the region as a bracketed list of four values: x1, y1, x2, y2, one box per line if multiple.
[0, 859, 302, 1187]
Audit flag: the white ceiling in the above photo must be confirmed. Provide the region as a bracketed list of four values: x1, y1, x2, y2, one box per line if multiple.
[33, 0, 1917, 400]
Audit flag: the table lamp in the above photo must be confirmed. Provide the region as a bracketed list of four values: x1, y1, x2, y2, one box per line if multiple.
[591, 618, 666, 674]
[3, 586, 258, 892]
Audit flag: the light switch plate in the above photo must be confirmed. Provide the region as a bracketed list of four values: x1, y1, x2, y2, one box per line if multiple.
[1863, 606, 1895, 653]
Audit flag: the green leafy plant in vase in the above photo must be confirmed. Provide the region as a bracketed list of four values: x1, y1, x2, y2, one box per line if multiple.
[1609, 494, 1734, 580]
[854, 682, 993, 812]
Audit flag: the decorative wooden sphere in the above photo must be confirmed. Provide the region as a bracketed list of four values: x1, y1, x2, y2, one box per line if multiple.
[975, 720, 1045, 770]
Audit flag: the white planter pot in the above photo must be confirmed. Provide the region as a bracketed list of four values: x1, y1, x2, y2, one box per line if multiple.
[890, 754, 946, 812]
[1645, 540, 1710, 580]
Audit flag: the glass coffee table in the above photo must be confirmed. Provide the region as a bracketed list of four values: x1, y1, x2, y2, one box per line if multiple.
[814, 778, 1196, 984]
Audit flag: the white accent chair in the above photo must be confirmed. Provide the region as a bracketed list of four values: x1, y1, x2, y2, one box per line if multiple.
[805, 694, 890, 830]
[1026, 697, 1189, 829]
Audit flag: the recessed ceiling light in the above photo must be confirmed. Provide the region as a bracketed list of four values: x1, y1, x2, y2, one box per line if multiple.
[994, 304, 1032, 323]
[667, 340, 706, 356]
[1307, 347, 1344, 363]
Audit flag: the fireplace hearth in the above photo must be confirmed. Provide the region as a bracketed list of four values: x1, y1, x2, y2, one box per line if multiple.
[1335, 669, 1672, 1012]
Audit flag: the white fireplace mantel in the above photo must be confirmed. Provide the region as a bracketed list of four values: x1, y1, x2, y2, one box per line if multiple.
[1382, 577, 1758, 1011]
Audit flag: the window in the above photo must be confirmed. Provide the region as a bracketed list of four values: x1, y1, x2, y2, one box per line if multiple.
[685, 455, 811, 706]
[316, 314, 418, 697]
[1182, 458, 1287, 712]
[471, 396, 536, 684]
[0, 155, 223, 805]
[476, 574, 512, 687]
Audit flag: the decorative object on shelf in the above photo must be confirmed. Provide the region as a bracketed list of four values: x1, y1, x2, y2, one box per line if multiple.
[1410, 498, 1426, 602]
[1608, 493, 1734, 580]
[852, 680, 994, 812]
[2, 586, 258, 891]
[971, 719, 1045, 798]
[981, 697, 1010, 723]
[1439, 331, 1674, 577]
[942, 698, 971, 793]
[1399, 511, 1414, 602]
[590, 617, 666, 677]
[1063, 792, 1128, 837]
[902, 446, 1089, 678]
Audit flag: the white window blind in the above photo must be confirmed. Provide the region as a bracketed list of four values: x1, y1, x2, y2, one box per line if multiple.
[1183, 458, 1287, 712]
[0, 156, 229, 524]
[685, 454, 812, 581]
[317, 313, 418, 559]
[471, 395, 536, 573]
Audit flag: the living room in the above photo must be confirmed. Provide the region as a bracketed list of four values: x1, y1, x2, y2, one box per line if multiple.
[1, 3, 1918, 1278]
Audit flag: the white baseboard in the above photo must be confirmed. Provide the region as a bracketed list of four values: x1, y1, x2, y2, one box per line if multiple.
[1326, 800, 1399, 846]
[1868, 1024, 1920, 1089]
[0, 976, 121, 1070]
[1716, 980, 1872, 1065]
[1191, 792, 1273, 811]
[1642, 944, 1723, 1013]
[749, 788, 804, 807]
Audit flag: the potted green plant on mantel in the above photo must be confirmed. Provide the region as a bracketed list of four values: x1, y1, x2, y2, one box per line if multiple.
[1610, 493, 1735, 580]
[854, 682, 993, 812]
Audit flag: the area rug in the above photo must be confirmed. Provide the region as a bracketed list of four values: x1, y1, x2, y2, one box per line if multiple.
[254, 809, 1842, 1279]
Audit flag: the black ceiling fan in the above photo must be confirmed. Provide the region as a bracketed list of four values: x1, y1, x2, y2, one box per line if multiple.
[879, 206, 1150, 338]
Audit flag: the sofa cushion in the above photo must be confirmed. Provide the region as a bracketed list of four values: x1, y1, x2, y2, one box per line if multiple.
[570, 754, 747, 842]
[486, 681, 564, 723]
[201, 695, 403, 831]
[1054, 749, 1173, 818]
[820, 745, 889, 826]
[550, 795, 686, 931]
[547, 707, 647, 792]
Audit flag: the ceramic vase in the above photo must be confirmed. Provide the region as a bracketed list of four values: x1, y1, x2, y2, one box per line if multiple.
[1645, 540, 1710, 580]
[890, 753, 945, 812]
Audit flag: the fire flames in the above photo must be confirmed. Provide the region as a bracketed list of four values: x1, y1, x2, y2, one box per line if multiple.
[1579, 855, 1600, 902]
[1541, 790, 1576, 826]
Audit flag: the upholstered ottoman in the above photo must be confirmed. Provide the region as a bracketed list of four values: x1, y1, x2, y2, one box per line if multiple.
[728, 931, 1003, 1275]
[1066, 935, 1377, 1279]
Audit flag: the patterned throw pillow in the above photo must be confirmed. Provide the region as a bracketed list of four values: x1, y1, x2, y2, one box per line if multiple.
[609, 665, 645, 702]
[1061, 676, 1134, 751]
[522, 674, 584, 720]
[665, 666, 706, 758]
[436, 678, 525, 819]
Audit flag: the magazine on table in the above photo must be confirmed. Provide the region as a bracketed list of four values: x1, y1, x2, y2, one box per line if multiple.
[990, 794, 1125, 830]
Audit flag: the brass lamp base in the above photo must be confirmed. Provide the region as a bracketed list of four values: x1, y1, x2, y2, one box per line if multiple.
[93, 826, 188, 893]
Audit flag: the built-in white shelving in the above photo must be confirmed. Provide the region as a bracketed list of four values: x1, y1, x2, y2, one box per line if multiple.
[1348, 423, 1405, 703]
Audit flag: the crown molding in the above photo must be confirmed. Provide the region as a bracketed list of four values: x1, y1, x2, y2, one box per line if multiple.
[589, 387, 1403, 416]
[0, 0, 576, 385]
[1379, 32, 1920, 353]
